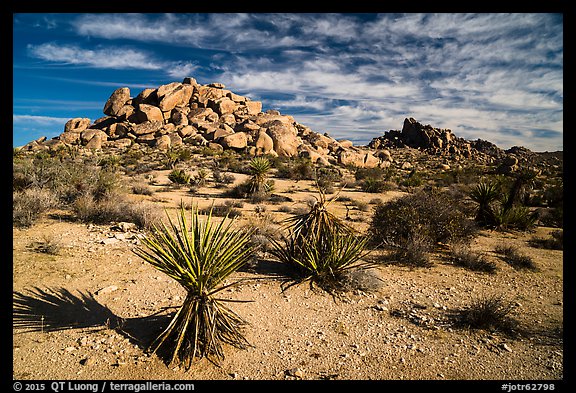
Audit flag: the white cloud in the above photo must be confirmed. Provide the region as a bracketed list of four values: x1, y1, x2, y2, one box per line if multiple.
[13, 114, 71, 125]
[27, 42, 198, 80]
[27, 43, 163, 70]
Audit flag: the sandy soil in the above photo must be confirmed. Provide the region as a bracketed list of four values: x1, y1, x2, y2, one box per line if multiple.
[12, 172, 563, 383]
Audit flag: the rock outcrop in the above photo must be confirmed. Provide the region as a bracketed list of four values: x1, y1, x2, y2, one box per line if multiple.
[368, 117, 515, 165]
[25, 77, 393, 167]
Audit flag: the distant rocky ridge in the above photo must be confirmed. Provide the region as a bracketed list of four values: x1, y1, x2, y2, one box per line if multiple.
[19, 76, 548, 171]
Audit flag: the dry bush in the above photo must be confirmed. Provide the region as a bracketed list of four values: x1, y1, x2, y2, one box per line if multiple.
[494, 244, 538, 271]
[451, 244, 497, 273]
[13, 188, 59, 228]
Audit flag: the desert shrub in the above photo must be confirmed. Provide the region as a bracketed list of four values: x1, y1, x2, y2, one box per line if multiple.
[13, 188, 59, 228]
[450, 244, 497, 273]
[455, 294, 518, 334]
[528, 230, 563, 250]
[192, 168, 209, 186]
[269, 190, 373, 291]
[354, 167, 393, 181]
[360, 177, 389, 193]
[339, 268, 384, 293]
[168, 169, 191, 185]
[275, 157, 314, 180]
[97, 154, 121, 170]
[385, 233, 433, 267]
[370, 189, 477, 249]
[315, 166, 343, 194]
[494, 244, 538, 271]
[29, 234, 62, 255]
[133, 207, 255, 368]
[120, 149, 144, 167]
[226, 157, 274, 202]
[471, 172, 540, 231]
[72, 194, 162, 230]
[201, 201, 243, 218]
[351, 200, 370, 212]
[399, 169, 423, 188]
[212, 170, 236, 187]
[132, 184, 154, 196]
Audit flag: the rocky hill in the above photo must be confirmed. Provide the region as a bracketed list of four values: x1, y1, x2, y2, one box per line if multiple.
[18, 76, 561, 172]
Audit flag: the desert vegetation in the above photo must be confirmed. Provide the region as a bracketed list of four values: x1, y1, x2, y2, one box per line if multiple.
[12, 141, 563, 379]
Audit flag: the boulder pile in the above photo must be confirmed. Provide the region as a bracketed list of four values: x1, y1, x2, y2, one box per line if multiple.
[22, 77, 381, 168]
[368, 117, 523, 166]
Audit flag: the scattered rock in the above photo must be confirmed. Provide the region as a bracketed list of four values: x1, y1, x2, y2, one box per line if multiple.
[286, 367, 304, 379]
[96, 285, 118, 295]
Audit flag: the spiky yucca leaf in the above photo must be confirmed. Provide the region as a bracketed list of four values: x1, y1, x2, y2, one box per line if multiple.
[133, 206, 255, 368]
[270, 187, 373, 291]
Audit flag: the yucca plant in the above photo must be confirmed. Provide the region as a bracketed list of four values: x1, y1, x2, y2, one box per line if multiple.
[168, 169, 191, 185]
[470, 180, 500, 225]
[133, 206, 256, 369]
[248, 156, 272, 194]
[269, 188, 372, 290]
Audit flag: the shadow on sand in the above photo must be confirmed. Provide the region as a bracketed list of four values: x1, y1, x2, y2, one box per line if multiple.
[13, 287, 173, 359]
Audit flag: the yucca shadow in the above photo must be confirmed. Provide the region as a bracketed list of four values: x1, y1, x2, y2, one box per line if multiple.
[13, 287, 173, 352]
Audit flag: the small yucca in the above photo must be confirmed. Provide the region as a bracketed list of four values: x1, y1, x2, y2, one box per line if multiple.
[133, 206, 255, 369]
[270, 188, 372, 290]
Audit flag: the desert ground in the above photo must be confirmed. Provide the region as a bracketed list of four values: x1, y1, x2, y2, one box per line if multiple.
[13, 164, 563, 383]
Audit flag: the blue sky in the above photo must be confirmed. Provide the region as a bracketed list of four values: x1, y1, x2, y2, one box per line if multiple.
[13, 13, 563, 151]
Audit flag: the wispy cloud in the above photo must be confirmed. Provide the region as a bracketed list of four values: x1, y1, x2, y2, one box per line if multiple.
[27, 43, 198, 78]
[13, 114, 71, 125]
[17, 13, 563, 151]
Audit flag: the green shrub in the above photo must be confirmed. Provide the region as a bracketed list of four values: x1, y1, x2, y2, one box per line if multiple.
[72, 194, 162, 230]
[132, 184, 154, 196]
[168, 169, 191, 185]
[370, 189, 478, 249]
[275, 157, 314, 180]
[315, 166, 343, 194]
[385, 233, 433, 267]
[360, 178, 389, 193]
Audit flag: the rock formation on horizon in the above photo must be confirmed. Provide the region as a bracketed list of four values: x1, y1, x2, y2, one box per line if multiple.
[19, 76, 539, 171]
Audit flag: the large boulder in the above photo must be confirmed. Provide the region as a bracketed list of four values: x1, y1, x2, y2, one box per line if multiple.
[64, 118, 91, 133]
[59, 132, 81, 144]
[266, 121, 300, 157]
[337, 149, 379, 168]
[80, 129, 108, 145]
[255, 130, 274, 155]
[136, 104, 164, 123]
[116, 105, 137, 122]
[103, 87, 131, 116]
[132, 88, 158, 107]
[219, 132, 248, 149]
[245, 100, 262, 115]
[155, 135, 171, 150]
[157, 82, 194, 112]
[131, 120, 163, 136]
[210, 97, 239, 116]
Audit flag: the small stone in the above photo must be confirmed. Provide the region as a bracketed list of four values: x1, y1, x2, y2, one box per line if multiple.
[286, 368, 304, 378]
[500, 343, 513, 352]
[64, 346, 76, 352]
[80, 357, 96, 366]
[96, 285, 118, 295]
